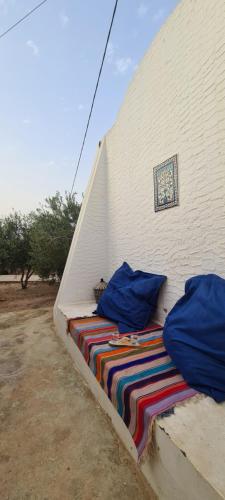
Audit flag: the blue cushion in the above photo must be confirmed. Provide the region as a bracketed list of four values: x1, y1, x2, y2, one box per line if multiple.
[163, 274, 225, 402]
[95, 262, 166, 333]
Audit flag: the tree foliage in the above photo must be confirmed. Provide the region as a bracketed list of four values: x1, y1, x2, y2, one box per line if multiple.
[0, 220, 8, 274]
[30, 192, 80, 280]
[0, 192, 81, 288]
[0, 213, 33, 288]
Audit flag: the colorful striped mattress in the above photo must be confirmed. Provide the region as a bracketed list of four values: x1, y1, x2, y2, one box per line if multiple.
[68, 316, 196, 458]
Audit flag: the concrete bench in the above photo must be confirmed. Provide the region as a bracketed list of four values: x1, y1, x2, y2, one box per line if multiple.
[54, 302, 225, 500]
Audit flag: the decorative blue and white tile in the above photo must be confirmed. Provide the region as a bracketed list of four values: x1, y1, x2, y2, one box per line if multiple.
[153, 155, 179, 212]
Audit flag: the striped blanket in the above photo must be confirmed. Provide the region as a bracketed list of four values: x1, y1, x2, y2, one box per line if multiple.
[69, 316, 196, 458]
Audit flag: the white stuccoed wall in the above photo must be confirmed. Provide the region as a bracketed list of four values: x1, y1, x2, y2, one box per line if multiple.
[105, 0, 225, 322]
[55, 0, 225, 324]
[55, 139, 108, 307]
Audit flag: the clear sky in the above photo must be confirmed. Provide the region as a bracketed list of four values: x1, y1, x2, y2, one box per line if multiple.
[0, 0, 180, 216]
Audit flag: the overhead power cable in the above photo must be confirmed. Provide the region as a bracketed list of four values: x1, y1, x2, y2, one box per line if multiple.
[70, 0, 119, 195]
[0, 0, 48, 40]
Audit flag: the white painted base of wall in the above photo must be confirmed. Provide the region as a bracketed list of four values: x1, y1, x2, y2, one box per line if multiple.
[54, 303, 225, 500]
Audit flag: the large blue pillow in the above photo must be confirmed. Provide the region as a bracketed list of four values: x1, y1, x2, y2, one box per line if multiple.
[163, 274, 225, 402]
[95, 262, 166, 333]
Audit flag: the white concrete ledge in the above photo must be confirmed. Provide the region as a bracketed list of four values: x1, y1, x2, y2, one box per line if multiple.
[54, 303, 225, 500]
[57, 302, 97, 321]
[158, 395, 225, 499]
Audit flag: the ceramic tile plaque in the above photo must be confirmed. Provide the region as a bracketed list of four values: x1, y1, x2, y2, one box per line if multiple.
[153, 155, 179, 212]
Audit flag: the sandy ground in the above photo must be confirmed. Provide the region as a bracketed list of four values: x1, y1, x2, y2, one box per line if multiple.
[0, 282, 59, 312]
[0, 285, 154, 500]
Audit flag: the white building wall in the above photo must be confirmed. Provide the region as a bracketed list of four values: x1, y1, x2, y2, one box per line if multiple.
[56, 0, 225, 324]
[105, 0, 225, 323]
[55, 139, 108, 307]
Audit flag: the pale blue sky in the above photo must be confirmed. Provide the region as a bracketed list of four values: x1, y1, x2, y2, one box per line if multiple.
[0, 0, 180, 215]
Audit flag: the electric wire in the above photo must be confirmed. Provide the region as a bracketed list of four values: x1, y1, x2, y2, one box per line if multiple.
[0, 0, 119, 196]
[70, 0, 119, 195]
[0, 0, 48, 40]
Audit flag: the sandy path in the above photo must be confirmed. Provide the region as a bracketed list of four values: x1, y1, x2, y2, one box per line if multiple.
[0, 307, 154, 500]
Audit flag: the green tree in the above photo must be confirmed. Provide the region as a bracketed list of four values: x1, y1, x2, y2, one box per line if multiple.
[0, 220, 8, 274]
[0, 213, 33, 288]
[30, 191, 80, 280]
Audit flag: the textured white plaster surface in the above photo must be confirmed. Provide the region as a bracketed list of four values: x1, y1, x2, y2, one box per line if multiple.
[55, 140, 108, 307]
[158, 397, 225, 498]
[105, 0, 225, 323]
[56, 0, 225, 325]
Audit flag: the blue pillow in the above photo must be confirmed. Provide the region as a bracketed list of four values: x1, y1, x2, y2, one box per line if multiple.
[163, 274, 225, 402]
[95, 262, 166, 333]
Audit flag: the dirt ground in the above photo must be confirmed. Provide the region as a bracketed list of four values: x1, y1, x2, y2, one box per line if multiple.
[0, 284, 154, 500]
[0, 282, 59, 312]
